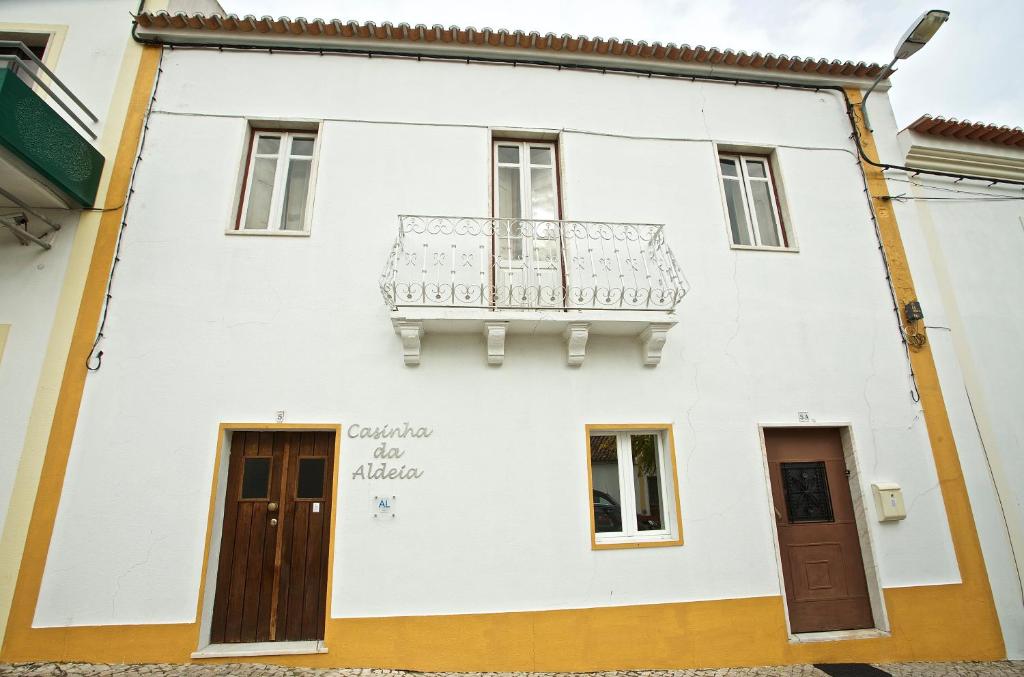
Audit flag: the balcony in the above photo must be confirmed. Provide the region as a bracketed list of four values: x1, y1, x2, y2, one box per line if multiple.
[380, 215, 688, 366]
[0, 42, 104, 246]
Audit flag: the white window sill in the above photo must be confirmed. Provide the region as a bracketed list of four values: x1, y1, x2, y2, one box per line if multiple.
[191, 640, 327, 658]
[225, 229, 311, 237]
[730, 244, 799, 253]
[789, 628, 889, 643]
[594, 534, 682, 550]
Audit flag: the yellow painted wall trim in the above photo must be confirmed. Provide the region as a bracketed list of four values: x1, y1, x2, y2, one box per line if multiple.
[0, 585, 1006, 669]
[845, 87, 1003, 652]
[0, 325, 9, 363]
[0, 45, 162, 659]
[585, 423, 683, 550]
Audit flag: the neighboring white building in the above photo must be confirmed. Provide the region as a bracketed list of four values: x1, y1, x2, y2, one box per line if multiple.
[0, 0, 163, 644]
[0, 7, 1015, 670]
[895, 116, 1024, 658]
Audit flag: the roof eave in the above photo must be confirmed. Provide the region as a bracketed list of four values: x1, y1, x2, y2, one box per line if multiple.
[133, 23, 891, 91]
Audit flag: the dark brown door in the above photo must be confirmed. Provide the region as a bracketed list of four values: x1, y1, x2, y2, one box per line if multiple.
[765, 428, 874, 634]
[210, 430, 334, 643]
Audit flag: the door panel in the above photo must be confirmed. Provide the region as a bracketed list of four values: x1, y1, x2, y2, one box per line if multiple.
[765, 428, 874, 634]
[211, 430, 334, 644]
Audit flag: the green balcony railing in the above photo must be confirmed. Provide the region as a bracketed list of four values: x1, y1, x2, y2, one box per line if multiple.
[0, 45, 104, 208]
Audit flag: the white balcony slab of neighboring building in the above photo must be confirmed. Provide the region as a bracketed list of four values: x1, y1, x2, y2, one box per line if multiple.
[381, 215, 687, 367]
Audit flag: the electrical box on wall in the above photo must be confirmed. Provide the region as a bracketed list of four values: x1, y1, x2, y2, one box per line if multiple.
[872, 483, 906, 522]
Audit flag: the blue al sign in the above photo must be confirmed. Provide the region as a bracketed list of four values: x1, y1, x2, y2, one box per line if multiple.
[373, 495, 396, 518]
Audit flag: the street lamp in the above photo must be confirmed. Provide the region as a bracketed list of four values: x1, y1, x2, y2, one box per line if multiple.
[861, 9, 950, 131]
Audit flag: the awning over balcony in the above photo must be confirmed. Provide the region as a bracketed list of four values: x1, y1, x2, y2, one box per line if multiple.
[0, 47, 104, 210]
[380, 215, 688, 367]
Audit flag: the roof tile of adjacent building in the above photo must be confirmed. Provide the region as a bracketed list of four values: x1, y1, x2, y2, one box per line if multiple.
[906, 115, 1024, 148]
[135, 11, 889, 79]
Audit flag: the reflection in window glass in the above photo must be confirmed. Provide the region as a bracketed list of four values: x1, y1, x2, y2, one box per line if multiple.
[530, 167, 556, 221]
[631, 434, 663, 531]
[497, 166, 522, 220]
[241, 457, 271, 499]
[281, 159, 312, 230]
[590, 435, 621, 533]
[291, 137, 315, 156]
[243, 157, 277, 230]
[256, 136, 280, 154]
[296, 457, 326, 499]
[745, 160, 767, 178]
[722, 180, 750, 245]
[498, 145, 519, 163]
[750, 181, 780, 247]
[529, 146, 552, 165]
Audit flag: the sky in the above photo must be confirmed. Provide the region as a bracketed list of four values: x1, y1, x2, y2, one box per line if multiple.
[216, 0, 1023, 130]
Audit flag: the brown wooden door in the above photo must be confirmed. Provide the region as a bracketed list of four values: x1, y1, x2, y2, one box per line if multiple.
[765, 428, 874, 634]
[210, 430, 334, 643]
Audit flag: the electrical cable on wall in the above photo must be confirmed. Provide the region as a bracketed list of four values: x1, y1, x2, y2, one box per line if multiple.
[85, 47, 164, 372]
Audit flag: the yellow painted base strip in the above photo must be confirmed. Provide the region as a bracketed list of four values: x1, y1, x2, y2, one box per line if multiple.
[0, 587, 1005, 669]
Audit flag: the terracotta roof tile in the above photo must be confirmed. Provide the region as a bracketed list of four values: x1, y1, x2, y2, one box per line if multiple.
[906, 115, 1024, 148]
[134, 11, 889, 80]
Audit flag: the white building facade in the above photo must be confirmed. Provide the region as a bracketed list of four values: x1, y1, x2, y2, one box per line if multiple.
[0, 9, 1012, 669]
[895, 117, 1024, 658]
[0, 0, 162, 646]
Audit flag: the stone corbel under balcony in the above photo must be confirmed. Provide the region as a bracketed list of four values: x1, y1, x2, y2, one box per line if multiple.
[389, 308, 678, 367]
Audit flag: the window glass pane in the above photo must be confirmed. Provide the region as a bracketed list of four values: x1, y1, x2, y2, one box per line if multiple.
[529, 146, 552, 165]
[781, 462, 834, 523]
[533, 221, 559, 265]
[497, 220, 523, 260]
[241, 457, 271, 499]
[720, 158, 738, 177]
[750, 181, 781, 247]
[280, 158, 311, 231]
[243, 157, 278, 230]
[722, 179, 751, 245]
[631, 434, 663, 531]
[296, 457, 326, 499]
[745, 160, 767, 178]
[530, 167, 556, 220]
[498, 166, 522, 219]
[291, 137, 315, 156]
[497, 145, 519, 164]
[256, 136, 280, 155]
[590, 435, 622, 533]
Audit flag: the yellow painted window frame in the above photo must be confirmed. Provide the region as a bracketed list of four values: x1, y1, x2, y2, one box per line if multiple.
[585, 423, 684, 550]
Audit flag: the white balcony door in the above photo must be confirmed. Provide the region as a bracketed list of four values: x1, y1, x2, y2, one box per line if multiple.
[493, 141, 563, 307]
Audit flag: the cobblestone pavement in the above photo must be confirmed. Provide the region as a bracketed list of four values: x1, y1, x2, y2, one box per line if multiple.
[1, 663, 1022, 676]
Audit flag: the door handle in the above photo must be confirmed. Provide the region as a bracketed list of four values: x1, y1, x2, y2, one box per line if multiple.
[268, 502, 278, 513]
[270, 518, 278, 527]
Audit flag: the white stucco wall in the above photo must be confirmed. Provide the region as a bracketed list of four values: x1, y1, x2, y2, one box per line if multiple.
[0, 0, 138, 540]
[886, 126, 1024, 657]
[33, 49, 958, 628]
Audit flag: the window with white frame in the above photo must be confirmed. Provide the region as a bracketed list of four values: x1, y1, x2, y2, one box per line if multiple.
[493, 140, 561, 265]
[237, 130, 317, 232]
[718, 154, 789, 248]
[588, 427, 681, 547]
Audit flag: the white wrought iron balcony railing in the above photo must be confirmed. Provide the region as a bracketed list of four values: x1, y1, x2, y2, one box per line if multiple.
[380, 215, 687, 312]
